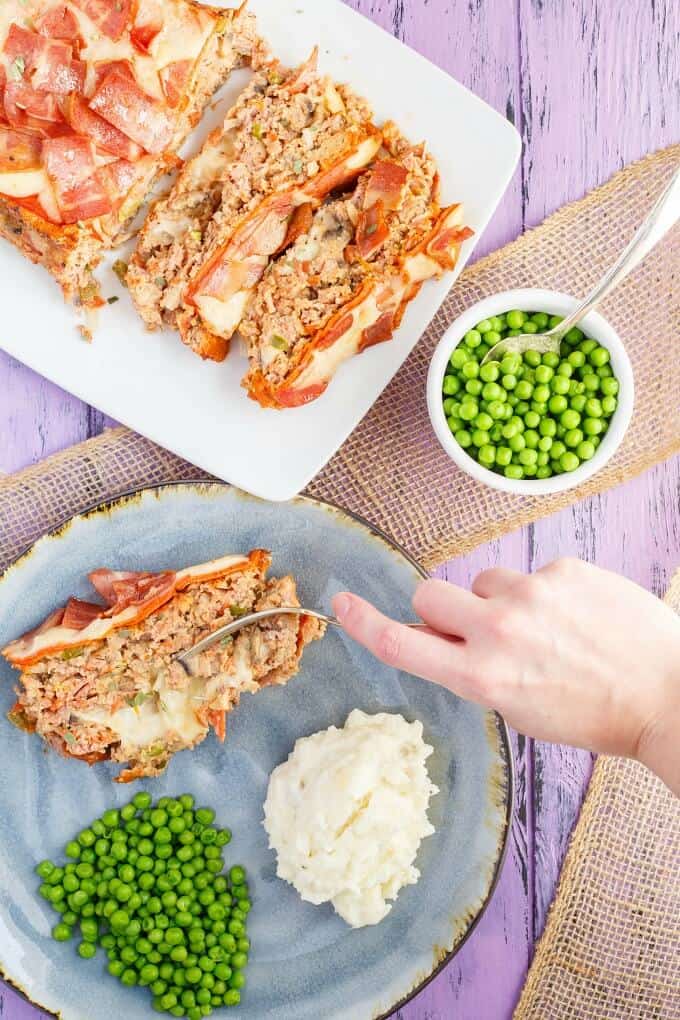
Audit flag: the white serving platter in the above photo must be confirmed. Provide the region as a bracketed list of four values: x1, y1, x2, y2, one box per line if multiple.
[0, 0, 520, 501]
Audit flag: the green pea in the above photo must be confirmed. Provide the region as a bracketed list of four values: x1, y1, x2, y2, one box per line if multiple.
[455, 429, 472, 449]
[464, 328, 482, 348]
[583, 417, 604, 436]
[465, 378, 483, 396]
[564, 428, 584, 448]
[567, 350, 586, 369]
[65, 842, 81, 859]
[471, 429, 490, 448]
[505, 310, 526, 329]
[577, 440, 596, 460]
[602, 396, 617, 416]
[461, 360, 479, 380]
[474, 412, 493, 431]
[547, 397, 569, 420]
[600, 376, 619, 396]
[532, 384, 551, 404]
[478, 445, 496, 467]
[515, 380, 533, 400]
[52, 923, 72, 942]
[487, 400, 506, 420]
[132, 792, 152, 810]
[508, 434, 526, 453]
[479, 361, 499, 382]
[442, 375, 460, 395]
[570, 394, 587, 413]
[589, 346, 610, 367]
[450, 346, 469, 369]
[536, 465, 553, 479]
[459, 402, 478, 422]
[78, 941, 97, 960]
[481, 381, 504, 402]
[538, 436, 553, 452]
[504, 464, 524, 479]
[534, 365, 553, 384]
[559, 451, 580, 472]
[551, 374, 570, 395]
[524, 430, 539, 449]
[522, 321, 538, 334]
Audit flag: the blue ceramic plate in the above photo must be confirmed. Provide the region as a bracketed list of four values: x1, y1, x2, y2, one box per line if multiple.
[0, 483, 512, 1020]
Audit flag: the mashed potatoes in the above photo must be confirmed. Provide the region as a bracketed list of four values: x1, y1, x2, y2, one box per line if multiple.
[263, 709, 438, 927]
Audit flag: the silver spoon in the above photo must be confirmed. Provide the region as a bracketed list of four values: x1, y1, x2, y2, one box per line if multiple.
[482, 166, 680, 364]
[175, 606, 425, 675]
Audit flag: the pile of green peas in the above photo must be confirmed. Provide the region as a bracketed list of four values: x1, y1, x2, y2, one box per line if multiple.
[441, 309, 620, 480]
[36, 792, 250, 1017]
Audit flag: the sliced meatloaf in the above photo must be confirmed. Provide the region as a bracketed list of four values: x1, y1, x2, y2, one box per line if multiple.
[2, 550, 324, 781]
[127, 50, 381, 361]
[241, 123, 474, 408]
[0, 0, 263, 308]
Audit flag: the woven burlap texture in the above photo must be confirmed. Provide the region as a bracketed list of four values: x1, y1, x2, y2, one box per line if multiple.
[3, 146, 678, 571]
[514, 570, 680, 1020]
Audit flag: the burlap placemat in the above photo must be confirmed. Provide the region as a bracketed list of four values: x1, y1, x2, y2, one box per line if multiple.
[514, 570, 680, 1020]
[1, 145, 679, 1019]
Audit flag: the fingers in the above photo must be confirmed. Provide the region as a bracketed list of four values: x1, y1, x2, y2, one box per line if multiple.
[472, 567, 523, 600]
[332, 592, 473, 690]
[412, 578, 487, 637]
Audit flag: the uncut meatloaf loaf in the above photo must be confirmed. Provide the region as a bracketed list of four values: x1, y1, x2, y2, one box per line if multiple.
[127, 49, 381, 361]
[0, 0, 262, 306]
[2, 549, 324, 781]
[241, 123, 473, 408]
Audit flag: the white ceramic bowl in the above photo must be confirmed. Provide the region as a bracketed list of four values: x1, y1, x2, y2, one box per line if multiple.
[426, 288, 634, 495]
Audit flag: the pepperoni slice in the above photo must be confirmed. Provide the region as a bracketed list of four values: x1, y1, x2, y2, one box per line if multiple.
[0, 125, 42, 171]
[43, 134, 112, 222]
[89, 66, 174, 154]
[159, 60, 192, 108]
[62, 598, 105, 629]
[62, 94, 143, 161]
[4, 24, 81, 97]
[364, 161, 409, 211]
[4, 82, 63, 123]
[355, 200, 389, 258]
[35, 5, 83, 45]
[71, 0, 133, 41]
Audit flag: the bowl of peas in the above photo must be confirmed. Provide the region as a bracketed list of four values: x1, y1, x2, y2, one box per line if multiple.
[427, 289, 634, 494]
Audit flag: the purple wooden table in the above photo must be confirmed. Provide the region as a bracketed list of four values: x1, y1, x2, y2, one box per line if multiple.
[2, 2, 679, 1018]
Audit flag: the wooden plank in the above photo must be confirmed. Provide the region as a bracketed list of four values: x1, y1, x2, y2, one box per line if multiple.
[0, 354, 90, 475]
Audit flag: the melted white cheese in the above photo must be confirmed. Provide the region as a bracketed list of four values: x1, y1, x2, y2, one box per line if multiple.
[194, 289, 251, 339]
[74, 677, 206, 749]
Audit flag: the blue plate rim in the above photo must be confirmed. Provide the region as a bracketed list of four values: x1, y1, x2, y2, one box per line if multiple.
[0, 479, 515, 1020]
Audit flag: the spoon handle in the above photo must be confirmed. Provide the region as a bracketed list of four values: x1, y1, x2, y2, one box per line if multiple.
[175, 606, 427, 674]
[553, 165, 680, 339]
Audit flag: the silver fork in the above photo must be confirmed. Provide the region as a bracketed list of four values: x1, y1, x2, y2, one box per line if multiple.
[175, 606, 423, 675]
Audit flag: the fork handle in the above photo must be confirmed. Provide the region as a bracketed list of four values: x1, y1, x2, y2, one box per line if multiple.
[553, 166, 680, 340]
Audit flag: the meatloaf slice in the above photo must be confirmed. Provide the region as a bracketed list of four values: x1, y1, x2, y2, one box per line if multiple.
[127, 49, 381, 361]
[241, 123, 474, 408]
[0, 0, 262, 308]
[2, 550, 324, 782]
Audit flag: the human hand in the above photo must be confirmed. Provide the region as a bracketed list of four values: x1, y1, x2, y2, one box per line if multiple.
[332, 559, 680, 795]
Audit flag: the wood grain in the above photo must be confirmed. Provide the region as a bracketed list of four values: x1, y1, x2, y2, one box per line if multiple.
[1, 0, 679, 1017]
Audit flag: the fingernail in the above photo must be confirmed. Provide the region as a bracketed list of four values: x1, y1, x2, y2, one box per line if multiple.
[332, 593, 352, 622]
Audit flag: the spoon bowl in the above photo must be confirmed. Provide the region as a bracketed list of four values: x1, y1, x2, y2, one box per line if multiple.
[482, 166, 680, 366]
